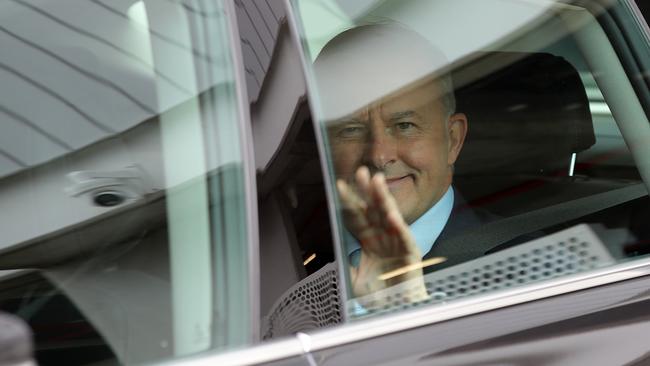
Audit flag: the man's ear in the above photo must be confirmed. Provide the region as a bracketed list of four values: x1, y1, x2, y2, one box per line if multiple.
[447, 113, 468, 165]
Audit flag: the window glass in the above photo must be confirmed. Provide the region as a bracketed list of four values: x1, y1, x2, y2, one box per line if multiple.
[0, 0, 251, 364]
[290, 0, 650, 319]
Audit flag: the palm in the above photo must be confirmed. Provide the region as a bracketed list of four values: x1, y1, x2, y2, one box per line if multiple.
[337, 167, 425, 301]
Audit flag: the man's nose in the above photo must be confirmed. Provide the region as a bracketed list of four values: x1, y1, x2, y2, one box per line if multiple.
[365, 126, 397, 170]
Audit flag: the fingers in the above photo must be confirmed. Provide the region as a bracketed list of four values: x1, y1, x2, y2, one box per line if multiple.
[340, 166, 418, 257]
[355, 169, 387, 251]
[337, 179, 370, 234]
[370, 173, 393, 227]
[341, 167, 381, 236]
[370, 172, 420, 256]
[373, 174, 405, 231]
[336, 179, 364, 211]
[342, 167, 425, 300]
[355, 166, 372, 196]
[349, 265, 358, 283]
[369, 174, 401, 238]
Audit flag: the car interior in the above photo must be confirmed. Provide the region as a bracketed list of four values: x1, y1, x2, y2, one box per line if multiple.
[257, 37, 650, 338]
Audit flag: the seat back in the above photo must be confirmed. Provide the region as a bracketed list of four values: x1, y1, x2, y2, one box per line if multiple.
[452, 52, 596, 211]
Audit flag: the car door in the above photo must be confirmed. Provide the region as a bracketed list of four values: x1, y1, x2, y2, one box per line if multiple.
[166, 1, 650, 365]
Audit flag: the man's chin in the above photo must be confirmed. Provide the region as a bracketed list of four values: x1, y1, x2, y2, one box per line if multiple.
[393, 196, 420, 224]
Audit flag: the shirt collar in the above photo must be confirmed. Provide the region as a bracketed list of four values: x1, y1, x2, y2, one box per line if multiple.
[345, 186, 455, 258]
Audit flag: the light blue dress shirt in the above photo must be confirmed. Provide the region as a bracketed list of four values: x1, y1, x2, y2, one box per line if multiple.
[345, 186, 455, 265]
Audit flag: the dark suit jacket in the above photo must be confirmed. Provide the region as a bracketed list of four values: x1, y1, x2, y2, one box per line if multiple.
[422, 191, 537, 273]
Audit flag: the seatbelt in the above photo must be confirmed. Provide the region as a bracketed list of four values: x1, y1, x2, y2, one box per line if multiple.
[427, 183, 648, 269]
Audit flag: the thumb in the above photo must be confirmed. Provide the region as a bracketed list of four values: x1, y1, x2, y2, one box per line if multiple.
[349, 265, 358, 283]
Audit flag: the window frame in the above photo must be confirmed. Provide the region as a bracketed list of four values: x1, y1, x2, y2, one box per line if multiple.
[221, 0, 262, 345]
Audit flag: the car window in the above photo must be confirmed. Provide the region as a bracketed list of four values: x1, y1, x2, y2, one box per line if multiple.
[0, 0, 253, 364]
[288, 0, 650, 320]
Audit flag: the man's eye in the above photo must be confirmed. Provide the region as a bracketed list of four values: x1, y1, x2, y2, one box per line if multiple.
[338, 126, 366, 138]
[395, 122, 416, 130]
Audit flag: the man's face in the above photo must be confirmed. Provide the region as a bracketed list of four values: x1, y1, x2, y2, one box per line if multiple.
[328, 81, 466, 224]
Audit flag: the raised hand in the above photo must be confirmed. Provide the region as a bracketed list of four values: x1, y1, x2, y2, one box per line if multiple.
[337, 166, 429, 304]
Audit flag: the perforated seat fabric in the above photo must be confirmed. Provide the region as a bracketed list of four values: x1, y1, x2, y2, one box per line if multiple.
[262, 225, 613, 335]
[262, 263, 342, 340]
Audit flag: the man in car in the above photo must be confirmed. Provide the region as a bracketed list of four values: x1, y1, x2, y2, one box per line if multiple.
[314, 24, 469, 301]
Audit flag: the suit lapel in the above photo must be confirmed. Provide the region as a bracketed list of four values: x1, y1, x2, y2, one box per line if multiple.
[423, 191, 495, 272]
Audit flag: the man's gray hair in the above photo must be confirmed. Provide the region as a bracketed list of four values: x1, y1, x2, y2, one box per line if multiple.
[438, 72, 456, 117]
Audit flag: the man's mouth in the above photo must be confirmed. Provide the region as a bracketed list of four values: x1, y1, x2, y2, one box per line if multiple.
[384, 175, 413, 189]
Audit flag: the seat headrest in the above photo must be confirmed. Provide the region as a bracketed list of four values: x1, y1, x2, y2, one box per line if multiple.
[453, 52, 595, 177]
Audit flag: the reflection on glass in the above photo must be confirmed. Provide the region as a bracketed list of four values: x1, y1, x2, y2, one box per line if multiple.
[292, 0, 650, 318]
[0, 0, 250, 364]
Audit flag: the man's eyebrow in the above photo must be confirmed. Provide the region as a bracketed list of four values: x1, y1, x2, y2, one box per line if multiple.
[390, 111, 418, 120]
[334, 117, 365, 125]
